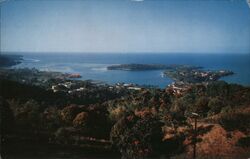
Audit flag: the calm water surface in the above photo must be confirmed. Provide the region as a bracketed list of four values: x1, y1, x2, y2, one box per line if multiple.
[12, 53, 250, 88]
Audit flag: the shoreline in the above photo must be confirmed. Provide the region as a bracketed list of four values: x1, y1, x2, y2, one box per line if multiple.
[107, 63, 234, 84]
[2, 54, 250, 88]
[1, 65, 250, 159]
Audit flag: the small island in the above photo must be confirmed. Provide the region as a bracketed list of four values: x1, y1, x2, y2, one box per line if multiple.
[107, 63, 234, 83]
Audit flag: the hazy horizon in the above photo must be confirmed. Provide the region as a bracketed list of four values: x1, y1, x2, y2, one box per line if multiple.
[2, 51, 250, 55]
[1, 0, 250, 54]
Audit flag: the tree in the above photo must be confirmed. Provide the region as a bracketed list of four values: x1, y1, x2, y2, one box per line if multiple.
[207, 97, 224, 115]
[111, 114, 168, 159]
[15, 99, 42, 131]
[193, 96, 209, 116]
[73, 111, 89, 130]
[60, 104, 82, 125]
[42, 107, 62, 132]
[219, 111, 250, 132]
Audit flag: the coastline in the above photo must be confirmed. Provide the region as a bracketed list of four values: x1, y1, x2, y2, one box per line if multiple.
[107, 63, 234, 84]
[1, 63, 250, 159]
[9, 53, 250, 87]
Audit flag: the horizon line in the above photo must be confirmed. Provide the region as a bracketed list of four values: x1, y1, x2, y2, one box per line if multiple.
[1, 51, 250, 55]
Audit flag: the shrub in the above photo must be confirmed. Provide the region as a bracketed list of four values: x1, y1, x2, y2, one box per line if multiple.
[60, 104, 82, 125]
[220, 105, 233, 114]
[193, 96, 209, 116]
[14, 99, 42, 131]
[108, 106, 127, 122]
[218, 112, 250, 132]
[110, 114, 176, 159]
[69, 104, 112, 139]
[237, 136, 250, 147]
[73, 111, 89, 128]
[207, 97, 224, 115]
[42, 107, 62, 132]
[170, 99, 185, 115]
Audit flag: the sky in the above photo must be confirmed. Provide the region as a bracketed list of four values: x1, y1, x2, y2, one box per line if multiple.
[1, 0, 250, 54]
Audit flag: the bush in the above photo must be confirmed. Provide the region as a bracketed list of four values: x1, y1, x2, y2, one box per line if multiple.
[60, 105, 82, 125]
[108, 106, 127, 122]
[219, 112, 250, 132]
[193, 96, 209, 116]
[220, 105, 233, 114]
[73, 111, 89, 128]
[110, 114, 172, 159]
[237, 136, 250, 147]
[207, 97, 224, 115]
[14, 99, 42, 131]
[42, 107, 62, 132]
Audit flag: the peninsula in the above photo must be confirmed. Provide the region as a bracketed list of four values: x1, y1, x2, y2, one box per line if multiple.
[107, 64, 234, 83]
[107, 63, 201, 71]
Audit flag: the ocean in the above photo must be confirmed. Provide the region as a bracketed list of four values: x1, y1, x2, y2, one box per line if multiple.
[12, 53, 250, 88]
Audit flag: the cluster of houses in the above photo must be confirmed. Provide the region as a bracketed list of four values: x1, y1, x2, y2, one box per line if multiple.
[116, 83, 142, 91]
[109, 83, 142, 91]
[166, 82, 192, 96]
[51, 81, 85, 94]
[51, 80, 143, 95]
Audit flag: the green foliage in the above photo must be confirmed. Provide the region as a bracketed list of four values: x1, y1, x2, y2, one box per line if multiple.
[0, 79, 68, 106]
[191, 96, 209, 116]
[108, 105, 127, 122]
[1, 75, 250, 157]
[85, 104, 112, 138]
[42, 107, 62, 132]
[14, 99, 42, 131]
[206, 81, 229, 97]
[207, 97, 224, 115]
[60, 104, 82, 125]
[220, 105, 233, 114]
[219, 112, 250, 132]
[73, 111, 89, 128]
[237, 136, 250, 147]
[111, 114, 179, 158]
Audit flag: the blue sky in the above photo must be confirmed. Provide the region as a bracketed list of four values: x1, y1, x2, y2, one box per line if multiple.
[1, 0, 250, 53]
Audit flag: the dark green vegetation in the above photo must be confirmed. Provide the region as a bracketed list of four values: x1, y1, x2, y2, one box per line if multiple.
[237, 136, 250, 147]
[107, 64, 191, 71]
[1, 68, 250, 158]
[107, 63, 201, 71]
[0, 54, 23, 67]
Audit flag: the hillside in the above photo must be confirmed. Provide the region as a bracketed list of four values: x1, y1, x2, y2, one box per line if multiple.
[1, 69, 250, 158]
[0, 54, 23, 67]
